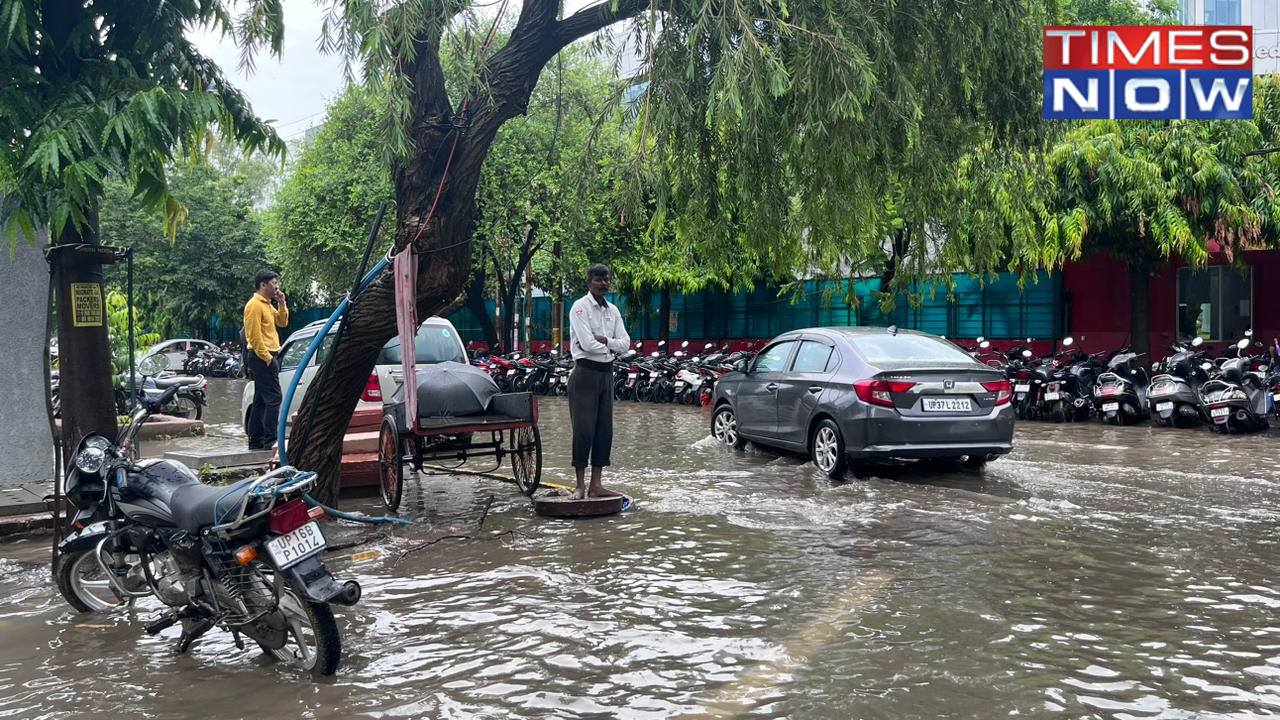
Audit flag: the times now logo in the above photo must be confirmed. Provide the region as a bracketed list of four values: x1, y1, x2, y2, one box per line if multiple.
[1044, 26, 1253, 120]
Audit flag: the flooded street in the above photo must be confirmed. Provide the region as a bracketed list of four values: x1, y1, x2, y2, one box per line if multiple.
[2, 387, 1279, 718]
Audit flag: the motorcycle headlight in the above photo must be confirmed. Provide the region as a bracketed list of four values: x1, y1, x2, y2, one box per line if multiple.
[74, 436, 113, 474]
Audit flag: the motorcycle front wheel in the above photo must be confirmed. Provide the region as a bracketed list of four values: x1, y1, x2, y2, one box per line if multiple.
[55, 549, 128, 612]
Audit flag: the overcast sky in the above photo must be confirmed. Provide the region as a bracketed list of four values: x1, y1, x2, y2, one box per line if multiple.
[188, 0, 635, 144]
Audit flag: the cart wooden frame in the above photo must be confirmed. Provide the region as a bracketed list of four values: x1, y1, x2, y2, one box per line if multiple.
[377, 392, 542, 512]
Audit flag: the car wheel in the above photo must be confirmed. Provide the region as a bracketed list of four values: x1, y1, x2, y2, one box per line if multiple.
[712, 406, 746, 450]
[810, 419, 847, 479]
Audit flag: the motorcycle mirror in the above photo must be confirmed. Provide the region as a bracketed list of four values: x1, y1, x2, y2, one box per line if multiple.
[1245, 329, 1254, 337]
[658, 340, 666, 347]
[1191, 336, 1204, 347]
[705, 342, 714, 349]
[674, 351, 683, 357]
[1201, 362, 1213, 371]
[1237, 339, 1249, 350]
[138, 355, 167, 376]
[681, 341, 689, 348]
[1255, 341, 1264, 348]
[1260, 364, 1270, 372]
[550, 350, 559, 356]
[976, 336, 985, 343]
[979, 340, 991, 349]
[1021, 349, 1033, 358]
[1062, 336, 1074, 347]
[692, 356, 701, 363]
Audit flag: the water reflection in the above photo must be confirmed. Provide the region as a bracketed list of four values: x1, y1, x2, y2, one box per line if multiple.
[0, 400, 1277, 718]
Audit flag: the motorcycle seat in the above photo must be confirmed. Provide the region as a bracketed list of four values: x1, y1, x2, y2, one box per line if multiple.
[170, 478, 258, 533]
[152, 375, 202, 389]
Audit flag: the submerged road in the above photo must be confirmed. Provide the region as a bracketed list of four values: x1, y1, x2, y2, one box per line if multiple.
[1, 392, 1278, 719]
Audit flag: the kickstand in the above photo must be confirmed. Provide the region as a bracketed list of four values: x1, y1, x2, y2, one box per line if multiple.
[230, 629, 246, 651]
[175, 617, 215, 654]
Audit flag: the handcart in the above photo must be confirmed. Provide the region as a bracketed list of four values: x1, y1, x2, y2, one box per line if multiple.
[377, 392, 542, 512]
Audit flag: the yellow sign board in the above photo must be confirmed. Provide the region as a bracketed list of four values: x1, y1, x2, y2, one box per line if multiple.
[70, 283, 104, 327]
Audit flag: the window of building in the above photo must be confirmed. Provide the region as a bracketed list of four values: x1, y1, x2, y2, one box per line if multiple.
[1254, 0, 1280, 28]
[1205, 0, 1240, 24]
[1177, 266, 1252, 342]
[1181, 0, 1198, 24]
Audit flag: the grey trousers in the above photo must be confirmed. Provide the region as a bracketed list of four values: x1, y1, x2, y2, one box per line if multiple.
[567, 363, 613, 469]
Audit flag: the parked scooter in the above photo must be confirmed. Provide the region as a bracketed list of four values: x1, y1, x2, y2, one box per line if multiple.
[1200, 332, 1271, 434]
[55, 356, 360, 677]
[1147, 336, 1211, 428]
[1093, 349, 1150, 425]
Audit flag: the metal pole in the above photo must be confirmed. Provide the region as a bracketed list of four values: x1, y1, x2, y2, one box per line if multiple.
[125, 247, 135, 409]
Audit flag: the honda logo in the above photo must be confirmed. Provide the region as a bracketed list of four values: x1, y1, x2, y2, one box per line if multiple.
[944, 379, 955, 390]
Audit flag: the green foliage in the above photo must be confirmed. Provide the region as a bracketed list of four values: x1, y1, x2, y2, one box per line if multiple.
[105, 290, 160, 374]
[99, 153, 275, 337]
[263, 85, 395, 302]
[1059, 0, 1180, 25]
[949, 76, 1280, 275]
[0, 0, 285, 248]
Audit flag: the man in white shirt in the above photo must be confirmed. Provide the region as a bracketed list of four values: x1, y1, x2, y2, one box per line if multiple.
[567, 263, 631, 499]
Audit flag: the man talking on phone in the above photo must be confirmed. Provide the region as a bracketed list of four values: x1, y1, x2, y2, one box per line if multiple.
[243, 269, 289, 451]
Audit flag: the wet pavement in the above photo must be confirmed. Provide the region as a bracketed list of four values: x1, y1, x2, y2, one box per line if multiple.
[2, 384, 1279, 719]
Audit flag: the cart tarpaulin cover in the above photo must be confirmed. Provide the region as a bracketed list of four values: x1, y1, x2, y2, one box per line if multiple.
[394, 361, 500, 417]
[394, 247, 418, 422]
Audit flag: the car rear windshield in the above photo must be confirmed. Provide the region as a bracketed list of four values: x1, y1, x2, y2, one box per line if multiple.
[378, 324, 465, 365]
[848, 334, 977, 366]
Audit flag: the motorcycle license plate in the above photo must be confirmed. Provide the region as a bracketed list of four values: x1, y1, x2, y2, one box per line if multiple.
[675, 382, 685, 389]
[1156, 402, 1174, 413]
[1273, 392, 1280, 402]
[506, 369, 516, 376]
[266, 521, 326, 569]
[628, 372, 638, 379]
[650, 372, 659, 379]
[1102, 402, 1119, 413]
[1210, 406, 1230, 419]
[922, 397, 972, 412]
[1043, 392, 1060, 401]
[1014, 384, 1030, 392]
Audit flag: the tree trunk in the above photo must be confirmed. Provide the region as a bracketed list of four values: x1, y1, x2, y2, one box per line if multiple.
[462, 264, 499, 350]
[1128, 259, 1152, 360]
[881, 226, 909, 295]
[52, 213, 118, 467]
[286, 0, 650, 506]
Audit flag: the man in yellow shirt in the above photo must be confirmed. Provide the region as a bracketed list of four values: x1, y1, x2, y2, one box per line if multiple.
[243, 270, 289, 450]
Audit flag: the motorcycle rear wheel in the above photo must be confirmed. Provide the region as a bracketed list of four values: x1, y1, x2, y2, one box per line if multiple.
[165, 395, 203, 420]
[251, 570, 341, 677]
[55, 549, 127, 612]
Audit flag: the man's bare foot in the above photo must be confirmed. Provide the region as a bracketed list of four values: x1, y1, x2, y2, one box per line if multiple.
[568, 488, 587, 500]
[587, 485, 623, 498]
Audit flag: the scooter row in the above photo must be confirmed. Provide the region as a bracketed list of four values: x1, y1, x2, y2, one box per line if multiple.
[965, 332, 1279, 434]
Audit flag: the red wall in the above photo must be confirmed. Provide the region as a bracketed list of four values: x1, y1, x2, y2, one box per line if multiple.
[1061, 250, 1280, 360]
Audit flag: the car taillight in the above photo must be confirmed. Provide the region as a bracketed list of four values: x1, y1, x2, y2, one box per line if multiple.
[982, 379, 1012, 405]
[853, 379, 915, 407]
[268, 499, 310, 535]
[360, 372, 382, 402]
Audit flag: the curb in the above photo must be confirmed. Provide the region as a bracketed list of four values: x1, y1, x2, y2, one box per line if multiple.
[0, 513, 54, 539]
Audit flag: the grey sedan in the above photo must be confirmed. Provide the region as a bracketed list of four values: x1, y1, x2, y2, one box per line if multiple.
[710, 327, 1015, 478]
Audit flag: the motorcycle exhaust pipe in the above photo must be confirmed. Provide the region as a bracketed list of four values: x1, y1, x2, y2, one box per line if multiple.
[333, 580, 362, 606]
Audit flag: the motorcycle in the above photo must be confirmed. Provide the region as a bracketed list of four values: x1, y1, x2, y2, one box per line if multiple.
[1200, 333, 1271, 434]
[1093, 350, 1150, 425]
[55, 357, 360, 677]
[1147, 336, 1211, 428]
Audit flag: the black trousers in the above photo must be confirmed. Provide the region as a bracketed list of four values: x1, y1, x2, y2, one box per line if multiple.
[247, 353, 281, 447]
[567, 362, 613, 469]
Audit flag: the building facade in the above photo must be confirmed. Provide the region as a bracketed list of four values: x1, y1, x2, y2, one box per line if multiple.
[1177, 0, 1280, 74]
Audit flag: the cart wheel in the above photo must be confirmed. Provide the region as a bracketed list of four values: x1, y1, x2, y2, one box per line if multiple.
[509, 426, 542, 497]
[379, 416, 404, 512]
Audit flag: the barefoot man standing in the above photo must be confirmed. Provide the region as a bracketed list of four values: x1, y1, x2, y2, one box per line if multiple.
[567, 263, 631, 500]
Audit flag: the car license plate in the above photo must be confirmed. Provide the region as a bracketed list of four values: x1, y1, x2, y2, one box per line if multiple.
[1102, 402, 1119, 412]
[1043, 392, 1060, 401]
[1210, 406, 1230, 419]
[266, 521, 326, 569]
[1014, 384, 1030, 392]
[922, 397, 971, 412]
[1156, 402, 1174, 413]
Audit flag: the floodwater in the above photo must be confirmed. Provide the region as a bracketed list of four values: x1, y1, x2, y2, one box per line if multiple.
[2, 384, 1279, 719]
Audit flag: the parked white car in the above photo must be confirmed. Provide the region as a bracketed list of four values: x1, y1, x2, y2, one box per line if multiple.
[142, 338, 219, 372]
[240, 316, 468, 433]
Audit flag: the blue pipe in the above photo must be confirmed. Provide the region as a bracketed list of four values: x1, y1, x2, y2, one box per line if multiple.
[272, 254, 410, 526]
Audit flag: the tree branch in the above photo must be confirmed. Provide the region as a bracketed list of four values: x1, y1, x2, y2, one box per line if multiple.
[556, 0, 652, 48]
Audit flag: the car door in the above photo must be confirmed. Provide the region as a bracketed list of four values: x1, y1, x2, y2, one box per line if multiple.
[773, 338, 839, 449]
[735, 340, 797, 441]
[278, 333, 332, 423]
